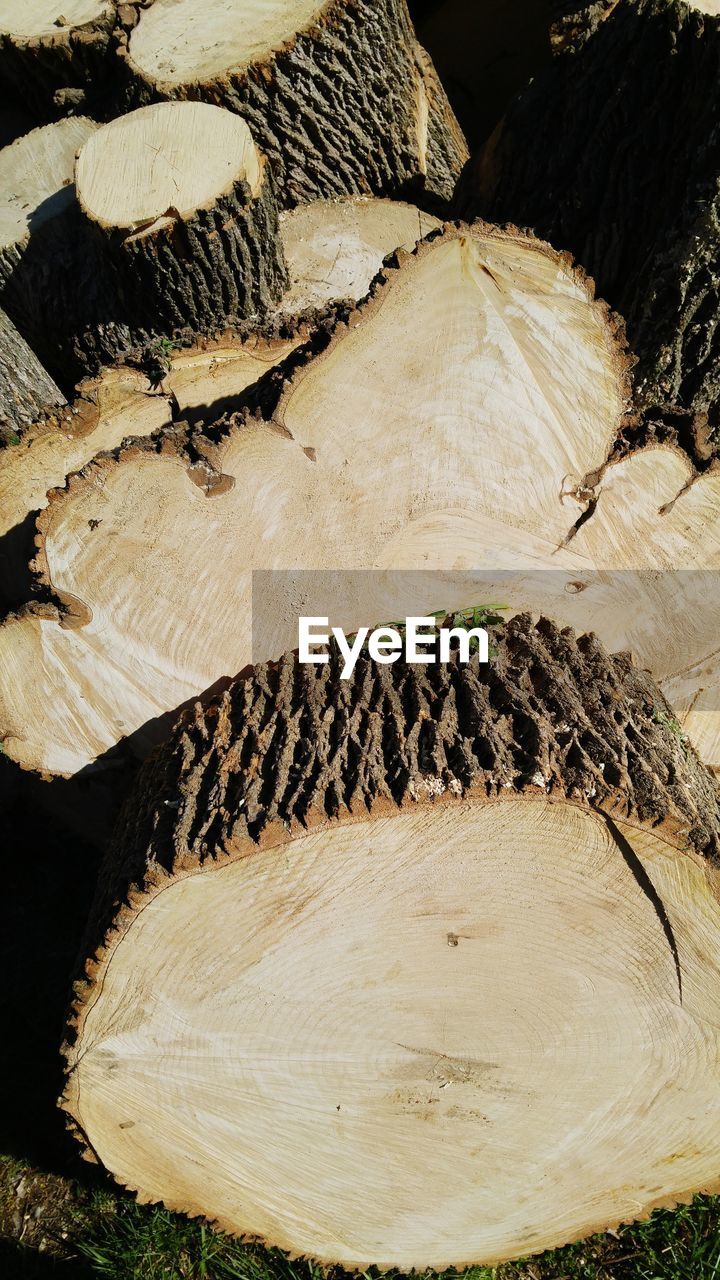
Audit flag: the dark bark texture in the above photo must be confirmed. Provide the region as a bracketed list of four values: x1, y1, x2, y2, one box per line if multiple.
[460, 0, 720, 435]
[1, 170, 288, 383]
[72, 613, 720, 990]
[0, 305, 65, 440]
[550, 0, 618, 52]
[0, 10, 115, 118]
[75, 172, 289, 366]
[118, 0, 468, 209]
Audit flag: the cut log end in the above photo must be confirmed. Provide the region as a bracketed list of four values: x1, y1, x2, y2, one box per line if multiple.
[0, 222, 633, 778]
[61, 623, 720, 1268]
[75, 102, 264, 232]
[127, 0, 328, 88]
[122, 0, 467, 207]
[0, 0, 111, 42]
[72, 101, 287, 352]
[0, 116, 98, 258]
[277, 197, 441, 311]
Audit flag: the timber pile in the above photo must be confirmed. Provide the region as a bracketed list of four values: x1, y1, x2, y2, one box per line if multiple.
[0, 0, 718, 1270]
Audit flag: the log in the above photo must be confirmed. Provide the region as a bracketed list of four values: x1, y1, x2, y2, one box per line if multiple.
[0, 196, 439, 552]
[277, 195, 440, 311]
[74, 102, 289, 356]
[61, 615, 720, 1268]
[118, 0, 469, 207]
[5, 220, 719, 776]
[0, 222, 634, 777]
[0, 115, 99, 375]
[460, 0, 720, 431]
[0, 1, 115, 117]
[0, 304, 65, 441]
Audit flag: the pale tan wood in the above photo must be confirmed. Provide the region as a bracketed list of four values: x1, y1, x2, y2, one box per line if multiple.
[63, 796, 720, 1268]
[75, 102, 263, 231]
[278, 198, 441, 311]
[128, 0, 327, 86]
[0, 371, 168, 540]
[0, 0, 110, 41]
[0, 224, 632, 775]
[0, 116, 97, 254]
[0, 197, 434, 543]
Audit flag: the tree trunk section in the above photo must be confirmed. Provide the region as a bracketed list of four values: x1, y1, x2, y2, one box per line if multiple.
[72, 102, 289, 368]
[0, 1, 115, 117]
[61, 615, 720, 1269]
[459, 0, 720, 437]
[118, 0, 468, 208]
[0, 305, 65, 442]
[0, 223, 634, 777]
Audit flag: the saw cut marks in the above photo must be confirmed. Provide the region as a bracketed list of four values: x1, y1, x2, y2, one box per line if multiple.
[75, 101, 263, 229]
[278, 197, 441, 311]
[61, 621, 720, 1268]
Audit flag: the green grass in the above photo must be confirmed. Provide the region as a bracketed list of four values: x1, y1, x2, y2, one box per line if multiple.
[2, 1152, 720, 1278]
[67, 1191, 720, 1280]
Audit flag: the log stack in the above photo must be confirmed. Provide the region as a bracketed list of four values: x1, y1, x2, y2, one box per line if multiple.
[0, 0, 718, 1271]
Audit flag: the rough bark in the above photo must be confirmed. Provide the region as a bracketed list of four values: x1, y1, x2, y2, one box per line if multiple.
[60, 616, 720, 1269]
[0, 2, 115, 118]
[549, 0, 619, 52]
[98, 614, 720, 897]
[118, 0, 468, 209]
[460, 0, 720, 437]
[25, 103, 288, 376]
[0, 306, 65, 442]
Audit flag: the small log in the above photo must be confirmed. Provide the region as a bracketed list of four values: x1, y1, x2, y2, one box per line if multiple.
[460, 0, 720, 432]
[118, 0, 468, 207]
[61, 615, 720, 1268]
[0, 1, 115, 117]
[73, 101, 289, 362]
